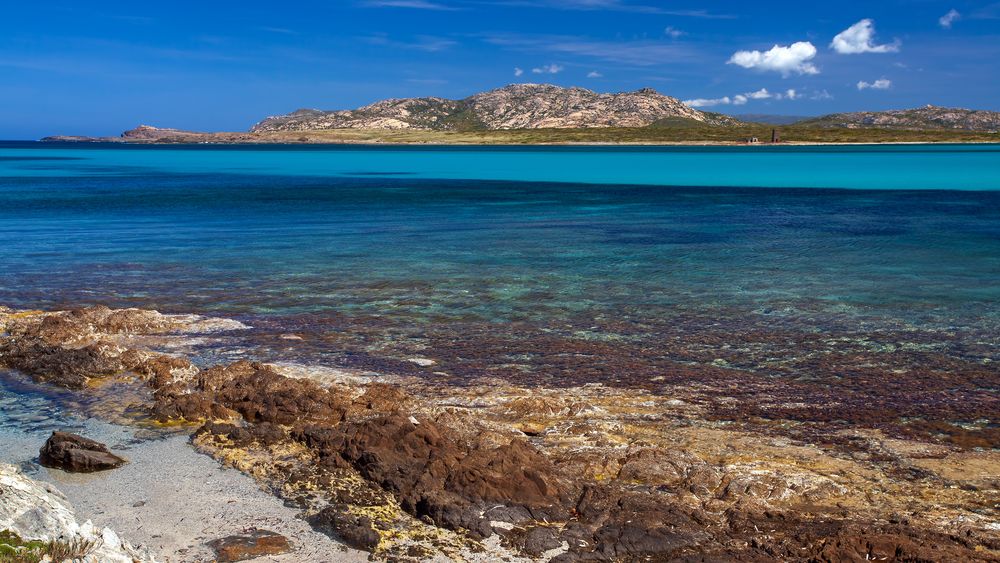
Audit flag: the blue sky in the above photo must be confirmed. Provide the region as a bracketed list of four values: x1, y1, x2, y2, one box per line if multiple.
[2, 0, 999, 138]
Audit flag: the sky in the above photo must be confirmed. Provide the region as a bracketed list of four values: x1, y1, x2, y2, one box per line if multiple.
[1, 0, 999, 139]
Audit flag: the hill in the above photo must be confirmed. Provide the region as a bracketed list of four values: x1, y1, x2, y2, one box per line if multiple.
[251, 84, 741, 132]
[797, 105, 1000, 132]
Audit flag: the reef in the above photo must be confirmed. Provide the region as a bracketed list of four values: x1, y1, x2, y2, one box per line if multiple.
[1, 305, 998, 561]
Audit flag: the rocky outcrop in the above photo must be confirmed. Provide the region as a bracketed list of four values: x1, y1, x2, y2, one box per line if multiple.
[120, 124, 204, 141]
[0, 463, 153, 562]
[799, 104, 1000, 131]
[251, 84, 741, 132]
[0, 305, 238, 388]
[2, 305, 999, 561]
[39, 432, 127, 473]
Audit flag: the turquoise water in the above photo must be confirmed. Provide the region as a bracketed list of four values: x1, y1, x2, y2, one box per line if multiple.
[3, 142, 1000, 189]
[0, 142, 998, 397]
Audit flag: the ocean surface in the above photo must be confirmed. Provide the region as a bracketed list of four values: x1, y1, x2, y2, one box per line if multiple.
[1, 142, 998, 432]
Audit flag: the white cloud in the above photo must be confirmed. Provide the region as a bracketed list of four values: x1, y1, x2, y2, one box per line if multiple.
[727, 42, 819, 77]
[939, 9, 961, 28]
[811, 89, 833, 100]
[532, 63, 564, 74]
[830, 19, 899, 54]
[684, 86, 811, 109]
[683, 96, 731, 108]
[664, 26, 685, 39]
[586, 70, 602, 78]
[857, 78, 892, 90]
[514, 67, 524, 76]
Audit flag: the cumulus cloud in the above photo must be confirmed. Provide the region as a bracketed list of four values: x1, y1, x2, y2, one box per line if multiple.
[857, 78, 892, 90]
[532, 63, 564, 74]
[830, 19, 899, 54]
[664, 26, 685, 39]
[727, 42, 819, 77]
[514, 67, 524, 76]
[939, 9, 961, 28]
[586, 70, 602, 78]
[784, 88, 800, 100]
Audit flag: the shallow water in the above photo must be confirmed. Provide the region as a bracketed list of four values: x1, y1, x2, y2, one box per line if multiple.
[0, 142, 998, 429]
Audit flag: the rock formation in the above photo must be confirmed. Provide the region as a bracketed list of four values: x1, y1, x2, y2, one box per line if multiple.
[0, 463, 153, 562]
[251, 84, 741, 132]
[798, 104, 1000, 131]
[39, 432, 127, 473]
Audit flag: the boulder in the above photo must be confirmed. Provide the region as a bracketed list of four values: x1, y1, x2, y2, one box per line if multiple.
[207, 529, 291, 562]
[39, 432, 126, 473]
[308, 505, 381, 551]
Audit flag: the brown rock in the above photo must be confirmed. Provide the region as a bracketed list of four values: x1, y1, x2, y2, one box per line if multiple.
[308, 505, 381, 551]
[207, 529, 291, 562]
[39, 431, 126, 472]
[297, 413, 568, 538]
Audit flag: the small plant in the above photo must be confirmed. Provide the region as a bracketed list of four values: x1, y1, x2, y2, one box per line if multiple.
[0, 530, 97, 563]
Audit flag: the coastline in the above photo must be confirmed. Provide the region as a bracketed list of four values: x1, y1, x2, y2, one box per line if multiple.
[36, 125, 1000, 146]
[1, 305, 997, 561]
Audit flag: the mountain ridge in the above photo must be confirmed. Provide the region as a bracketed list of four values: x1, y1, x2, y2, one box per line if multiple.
[251, 83, 741, 132]
[796, 104, 1000, 131]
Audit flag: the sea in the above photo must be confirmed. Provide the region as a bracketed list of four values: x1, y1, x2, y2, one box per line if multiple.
[1, 142, 998, 438]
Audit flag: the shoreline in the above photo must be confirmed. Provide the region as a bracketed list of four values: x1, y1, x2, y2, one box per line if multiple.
[33, 124, 1000, 146]
[0, 410, 368, 562]
[32, 138, 1000, 147]
[1, 305, 998, 561]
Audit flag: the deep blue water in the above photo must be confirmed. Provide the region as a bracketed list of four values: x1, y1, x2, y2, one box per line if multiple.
[0, 142, 998, 377]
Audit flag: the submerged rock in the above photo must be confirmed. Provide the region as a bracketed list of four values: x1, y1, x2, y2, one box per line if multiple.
[39, 432, 127, 473]
[207, 529, 291, 562]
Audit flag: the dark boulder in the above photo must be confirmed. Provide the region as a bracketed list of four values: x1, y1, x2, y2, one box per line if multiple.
[308, 505, 381, 551]
[39, 431, 126, 472]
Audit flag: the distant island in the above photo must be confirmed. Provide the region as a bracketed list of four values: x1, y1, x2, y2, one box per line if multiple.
[42, 84, 1000, 145]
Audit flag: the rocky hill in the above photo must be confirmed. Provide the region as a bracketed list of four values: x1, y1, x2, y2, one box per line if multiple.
[251, 84, 741, 132]
[798, 105, 1000, 131]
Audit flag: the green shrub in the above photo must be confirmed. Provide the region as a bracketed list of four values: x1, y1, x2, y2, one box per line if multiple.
[0, 530, 96, 563]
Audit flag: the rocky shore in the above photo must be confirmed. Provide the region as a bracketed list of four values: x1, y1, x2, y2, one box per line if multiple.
[1, 305, 998, 561]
